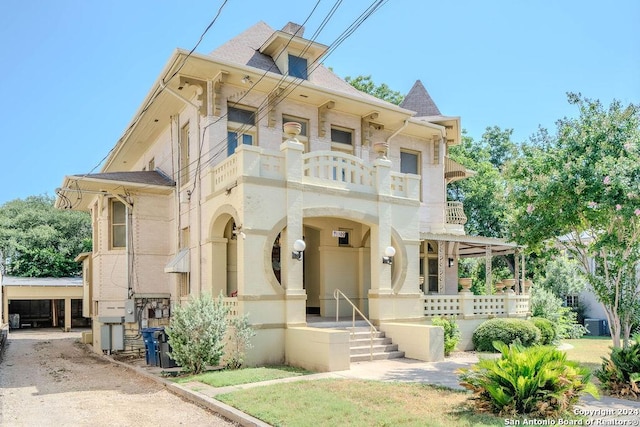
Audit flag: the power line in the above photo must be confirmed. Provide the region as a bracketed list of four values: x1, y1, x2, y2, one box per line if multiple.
[84, 0, 230, 178]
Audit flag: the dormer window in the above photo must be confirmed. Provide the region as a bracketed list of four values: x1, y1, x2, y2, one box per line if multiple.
[288, 55, 308, 80]
[259, 24, 328, 80]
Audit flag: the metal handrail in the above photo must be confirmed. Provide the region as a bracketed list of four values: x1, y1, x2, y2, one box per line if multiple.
[333, 289, 377, 361]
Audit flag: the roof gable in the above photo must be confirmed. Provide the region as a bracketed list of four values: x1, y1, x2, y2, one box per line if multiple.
[400, 80, 441, 117]
[208, 21, 385, 103]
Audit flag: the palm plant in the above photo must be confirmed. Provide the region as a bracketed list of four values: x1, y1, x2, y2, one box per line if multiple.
[459, 341, 598, 418]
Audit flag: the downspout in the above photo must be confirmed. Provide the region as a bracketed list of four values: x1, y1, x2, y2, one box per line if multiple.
[386, 119, 410, 143]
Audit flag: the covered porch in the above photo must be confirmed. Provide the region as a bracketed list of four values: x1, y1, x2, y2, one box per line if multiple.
[419, 232, 531, 319]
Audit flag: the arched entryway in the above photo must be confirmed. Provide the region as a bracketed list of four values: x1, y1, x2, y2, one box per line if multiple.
[209, 212, 239, 297]
[302, 217, 373, 318]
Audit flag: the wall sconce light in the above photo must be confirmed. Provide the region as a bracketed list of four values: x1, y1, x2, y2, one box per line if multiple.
[241, 75, 254, 85]
[448, 258, 454, 268]
[292, 239, 306, 261]
[382, 246, 396, 265]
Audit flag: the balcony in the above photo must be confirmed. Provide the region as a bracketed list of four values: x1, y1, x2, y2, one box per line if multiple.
[446, 201, 467, 225]
[211, 145, 421, 201]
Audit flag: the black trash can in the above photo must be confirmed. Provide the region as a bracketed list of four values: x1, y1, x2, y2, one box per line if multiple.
[156, 330, 178, 368]
[141, 327, 164, 365]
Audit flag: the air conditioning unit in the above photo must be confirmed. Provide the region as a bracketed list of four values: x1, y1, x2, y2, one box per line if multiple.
[584, 318, 609, 336]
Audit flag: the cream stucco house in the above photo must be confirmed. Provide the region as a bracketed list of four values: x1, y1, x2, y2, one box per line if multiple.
[56, 21, 529, 371]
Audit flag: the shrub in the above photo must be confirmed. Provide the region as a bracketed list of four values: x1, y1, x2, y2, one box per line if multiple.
[472, 318, 541, 352]
[459, 341, 599, 418]
[531, 286, 587, 339]
[595, 334, 640, 399]
[556, 307, 588, 339]
[530, 317, 556, 345]
[432, 316, 461, 356]
[166, 293, 229, 374]
[225, 314, 256, 370]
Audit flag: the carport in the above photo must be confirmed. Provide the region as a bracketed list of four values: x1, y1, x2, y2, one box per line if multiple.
[1, 276, 85, 332]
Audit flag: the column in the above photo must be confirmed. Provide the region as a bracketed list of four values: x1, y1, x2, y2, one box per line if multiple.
[280, 139, 306, 325]
[64, 297, 71, 332]
[369, 158, 394, 322]
[485, 246, 492, 294]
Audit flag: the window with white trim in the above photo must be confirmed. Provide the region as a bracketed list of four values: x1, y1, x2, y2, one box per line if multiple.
[180, 123, 190, 184]
[227, 105, 256, 156]
[400, 150, 420, 175]
[110, 200, 126, 249]
[330, 126, 354, 154]
[288, 54, 308, 79]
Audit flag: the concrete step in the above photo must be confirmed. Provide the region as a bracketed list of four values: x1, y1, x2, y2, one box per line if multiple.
[350, 337, 392, 348]
[351, 350, 405, 362]
[350, 343, 399, 356]
[347, 330, 386, 339]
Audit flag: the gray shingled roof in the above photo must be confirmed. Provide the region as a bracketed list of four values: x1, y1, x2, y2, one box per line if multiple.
[71, 171, 175, 187]
[400, 80, 441, 117]
[209, 21, 385, 104]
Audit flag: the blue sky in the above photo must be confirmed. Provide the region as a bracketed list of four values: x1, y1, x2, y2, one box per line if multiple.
[1, 0, 638, 205]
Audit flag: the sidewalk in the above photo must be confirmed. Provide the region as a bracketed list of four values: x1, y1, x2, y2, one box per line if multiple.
[115, 353, 640, 427]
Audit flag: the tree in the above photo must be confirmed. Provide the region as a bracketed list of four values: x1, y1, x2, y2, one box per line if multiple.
[448, 128, 525, 287]
[345, 75, 404, 105]
[507, 93, 640, 348]
[0, 195, 91, 277]
[539, 256, 588, 301]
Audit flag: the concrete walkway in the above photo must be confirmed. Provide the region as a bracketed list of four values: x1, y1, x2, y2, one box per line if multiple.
[122, 352, 640, 426]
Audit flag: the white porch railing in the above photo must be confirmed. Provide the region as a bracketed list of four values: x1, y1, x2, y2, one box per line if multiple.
[423, 293, 530, 318]
[446, 201, 467, 225]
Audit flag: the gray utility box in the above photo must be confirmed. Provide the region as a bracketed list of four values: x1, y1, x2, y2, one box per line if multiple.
[584, 318, 609, 336]
[99, 316, 125, 351]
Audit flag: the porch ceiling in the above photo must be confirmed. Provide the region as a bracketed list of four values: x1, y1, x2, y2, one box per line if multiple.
[420, 232, 522, 257]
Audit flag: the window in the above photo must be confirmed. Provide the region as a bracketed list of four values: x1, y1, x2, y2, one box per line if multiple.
[331, 126, 353, 145]
[111, 200, 126, 249]
[400, 150, 420, 174]
[331, 126, 354, 155]
[288, 54, 308, 79]
[421, 241, 438, 293]
[180, 273, 190, 298]
[180, 123, 190, 184]
[282, 114, 309, 151]
[227, 105, 256, 156]
[565, 295, 580, 308]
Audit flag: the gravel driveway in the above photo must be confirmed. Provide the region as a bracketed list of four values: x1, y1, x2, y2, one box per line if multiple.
[0, 328, 237, 427]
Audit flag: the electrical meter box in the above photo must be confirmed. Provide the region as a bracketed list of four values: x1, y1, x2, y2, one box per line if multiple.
[125, 299, 136, 323]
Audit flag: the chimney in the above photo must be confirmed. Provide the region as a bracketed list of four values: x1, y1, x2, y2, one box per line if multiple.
[281, 22, 304, 37]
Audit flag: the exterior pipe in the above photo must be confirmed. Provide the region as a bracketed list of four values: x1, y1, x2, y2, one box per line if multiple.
[386, 119, 409, 143]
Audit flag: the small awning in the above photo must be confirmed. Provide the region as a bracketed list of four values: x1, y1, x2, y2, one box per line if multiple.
[164, 249, 190, 273]
[445, 157, 476, 183]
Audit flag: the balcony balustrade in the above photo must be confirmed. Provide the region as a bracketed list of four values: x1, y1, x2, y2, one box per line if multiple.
[446, 201, 467, 225]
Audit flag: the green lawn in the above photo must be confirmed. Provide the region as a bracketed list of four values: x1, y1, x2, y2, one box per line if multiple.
[562, 336, 613, 372]
[173, 338, 615, 426]
[174, 365, 310, 387]
[216, 379, 504, 427]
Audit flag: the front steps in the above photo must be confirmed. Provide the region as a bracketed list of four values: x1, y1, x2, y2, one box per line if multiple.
[347, 327, 405, 362]
[306, 318, 405, 363]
